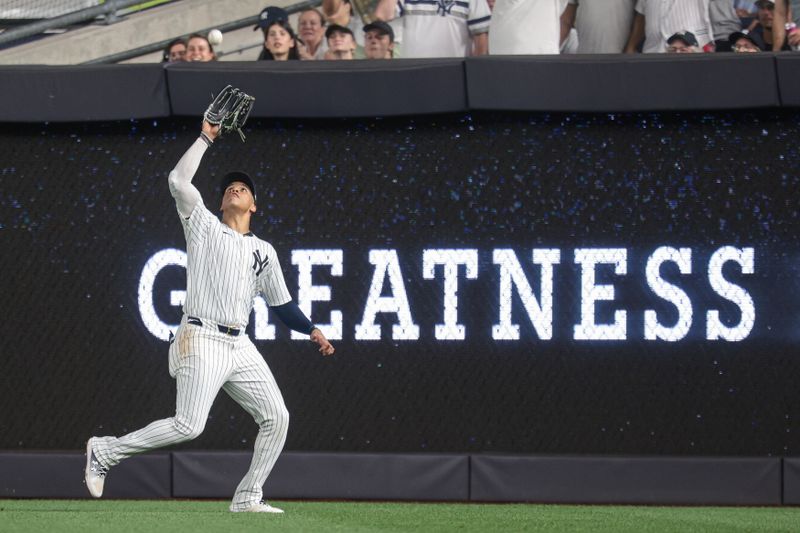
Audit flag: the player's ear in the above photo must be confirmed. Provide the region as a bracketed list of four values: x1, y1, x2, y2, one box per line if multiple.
[249, 202, 257, 214]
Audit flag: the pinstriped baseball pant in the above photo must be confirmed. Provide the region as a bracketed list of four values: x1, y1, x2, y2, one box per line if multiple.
[93, 317, 289, 511]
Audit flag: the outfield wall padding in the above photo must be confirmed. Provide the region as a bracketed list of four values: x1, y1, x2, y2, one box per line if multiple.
[782, 457, 800, 504]
[0, 453, 171, 498]
[0, 64, 170, 122]
[165, 59, 467, 118]
[172, 451, 469, 500]
[464, 54, 779, 112]
[470, 455, 782, 505]
[775, 54, 800, 107]
[0, 452, 791, 504]
[0, 54, 795, 122]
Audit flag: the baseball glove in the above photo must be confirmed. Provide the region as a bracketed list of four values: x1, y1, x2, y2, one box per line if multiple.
[203, 85, 255, 142]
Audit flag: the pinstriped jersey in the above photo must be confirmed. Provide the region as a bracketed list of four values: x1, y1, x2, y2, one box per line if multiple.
[635, 0, 714, 52]
[180, 203, 292, 328]
[397, 0, 491, 58]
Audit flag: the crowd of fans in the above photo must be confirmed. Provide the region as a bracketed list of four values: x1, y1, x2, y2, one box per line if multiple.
[161, 0, 800, 63]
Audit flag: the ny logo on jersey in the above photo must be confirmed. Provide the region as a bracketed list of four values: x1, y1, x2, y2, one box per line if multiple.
[252, 249, 269, 276]
[436, 0, 455, 16]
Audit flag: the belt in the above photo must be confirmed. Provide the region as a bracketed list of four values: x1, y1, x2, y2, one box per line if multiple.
[187, 316, 242, 336]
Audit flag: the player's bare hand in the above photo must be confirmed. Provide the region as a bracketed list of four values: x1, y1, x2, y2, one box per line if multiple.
[310, 328, 334, 356]
[790, 31, 800, 48]
[202, 120, 221, 141]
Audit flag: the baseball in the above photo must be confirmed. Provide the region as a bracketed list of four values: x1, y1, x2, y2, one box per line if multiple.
[208, 29, 223, 46]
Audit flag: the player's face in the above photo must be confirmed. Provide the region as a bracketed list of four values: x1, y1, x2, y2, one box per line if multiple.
[221, 182, 256, 214]
[364, 30, 392, 59]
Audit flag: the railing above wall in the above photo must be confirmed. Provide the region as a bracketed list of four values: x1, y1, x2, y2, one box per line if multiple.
[0, 53, 797, 122]
[0, 0, 174, 47]
[80, 0, 321, 65]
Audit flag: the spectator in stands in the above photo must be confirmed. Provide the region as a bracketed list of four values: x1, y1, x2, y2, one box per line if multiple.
[749, 0, 791, 49]
[772, 0, 800, 50]
[749, 0, 792, 48]
[710, 0, 742, 51]
[374, 0, 489, 57]
[666, 30, 701, 51]
[561, 0, 635, 53]
[363, 21, 395, 59]
[297, 8, 328, 60]
[625, 0, 715, 53]
[729, 29, 762, 49]
[322, 0, 365, 48]
[162, 38, 187, 63]
[324, 24, 357, 59]
[735, 0, 759, 24]
[258, 19, 301, 60]
[186, 34, 216, 62]
[488, 0, 558, 54]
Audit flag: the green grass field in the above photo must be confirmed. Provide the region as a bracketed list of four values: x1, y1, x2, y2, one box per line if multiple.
[2, 500, 800, 532]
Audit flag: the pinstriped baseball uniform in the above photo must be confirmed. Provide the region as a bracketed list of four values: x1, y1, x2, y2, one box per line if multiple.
[92, 137, 294, 511]
[397, 0, 491, 58]
[636, 0, 714, 52]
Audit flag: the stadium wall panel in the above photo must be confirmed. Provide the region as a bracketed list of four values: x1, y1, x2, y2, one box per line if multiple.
[470, 455, 782, 505]
[0, 452, 790, 504]
[775, 54, 800, 107]
[165, 59, 468, 118]
[173, 451, 469, 500]
[782, 457, 800, 504]
[0, 453, 171, 498]
[0, 64, 170, 122]
[0, 55, 797, 122]
[465, 54, 779, 112]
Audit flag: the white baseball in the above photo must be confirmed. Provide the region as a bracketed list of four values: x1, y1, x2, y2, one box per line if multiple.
[208, 29, 223, 46]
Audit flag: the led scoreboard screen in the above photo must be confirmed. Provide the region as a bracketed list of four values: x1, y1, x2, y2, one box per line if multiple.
[138, 246, 755, 344]
[1, 111, 799, 455]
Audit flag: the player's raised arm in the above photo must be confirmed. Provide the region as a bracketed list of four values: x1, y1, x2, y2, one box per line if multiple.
[167, 121, 220, 218]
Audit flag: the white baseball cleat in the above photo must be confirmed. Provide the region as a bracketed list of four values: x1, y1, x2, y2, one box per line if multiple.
[231, 502, 284, 513]
[84, 438, 108, 498]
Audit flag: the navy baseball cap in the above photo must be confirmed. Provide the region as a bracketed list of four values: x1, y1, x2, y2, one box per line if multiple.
[667, 31, 699, 47]
[254, 6, 289, 31]
[325, 23, 354, 39]
[221, 171, 256, 201]
[363, 20, 394, 42]
[729, 31, 758, 47]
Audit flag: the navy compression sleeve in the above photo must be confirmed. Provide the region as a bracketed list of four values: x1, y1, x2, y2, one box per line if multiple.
[270, 301, 316, 335]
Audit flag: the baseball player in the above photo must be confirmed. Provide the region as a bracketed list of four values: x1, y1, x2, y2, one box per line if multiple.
[85, 120, 334, 513]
